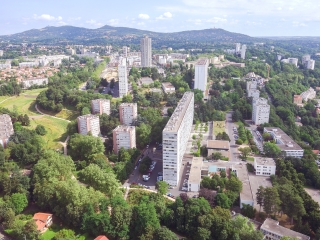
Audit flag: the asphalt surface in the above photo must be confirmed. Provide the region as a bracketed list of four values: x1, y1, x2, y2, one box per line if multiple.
[226, 111, 240, 162]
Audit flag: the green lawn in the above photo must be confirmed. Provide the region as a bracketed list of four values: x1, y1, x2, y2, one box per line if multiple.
[39, 107, 79, 121]
[213, 121, 226, 136]
[27, 116, 68, 150]
[0, 88, 47, 116]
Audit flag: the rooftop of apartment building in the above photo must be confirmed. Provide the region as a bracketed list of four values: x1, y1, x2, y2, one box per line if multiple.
[113, 125, 135, 132]
[92, 98, 110, 103]
[261, 218, 310, 240]
[254, 98, 268, 105]
[77, 114, 99, 121]
[195, 58, 208, 66]
[207, 140, 230, 150]
[264, 127, 303, 151]
[0, 114, 14, 138]
[120, 103, 137, 108]
[188, 157, 203, 184]
[254, 157, 275, 166]
[163, 91, 194, 132]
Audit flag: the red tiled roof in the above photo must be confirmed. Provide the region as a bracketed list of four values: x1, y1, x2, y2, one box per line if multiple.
[33, 213, 52, 231]
[312, 150, 320, 155]
[94, 236, 109, 240]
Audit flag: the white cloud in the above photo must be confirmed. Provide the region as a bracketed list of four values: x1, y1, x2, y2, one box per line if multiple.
[57, 21, 67, 25]
[33, 14, 61, 21]
[138, 14, 150, 20]
[69, 17, 81, 21]
[157, 12, 173, 20]
[293, 21, 307, 27]
[108, 19, 119, 26]
[86, 19, 103, 27]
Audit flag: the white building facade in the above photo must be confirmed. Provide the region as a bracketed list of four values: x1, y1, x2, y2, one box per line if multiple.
[241, 45, 247, 59]
[119, 103, 138, 126]
[140, 36, 152, 67]
[118, 58, 128, 98]
[0, 114, 14, 148]
[22, 78, 48, 89]
[91, 99, 111, 115]
[163, 92, 194, 186]
[254, 157, 276, 176]
[252, 98, 270, 125]
[77, 114, 100, 137]
[194, 58, 209, 91]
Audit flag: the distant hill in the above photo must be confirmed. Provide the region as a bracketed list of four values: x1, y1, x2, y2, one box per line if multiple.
[0, 25, 261, 45]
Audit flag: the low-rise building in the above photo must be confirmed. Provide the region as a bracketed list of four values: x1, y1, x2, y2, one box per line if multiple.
[293, 95, 303, 104]
[19, 62, 39, 68]
[77, 114, 100, 137]
[301, 87, 316, 101]
[91, 99, 111, 115]
[33, 213, 53, 233]
[94, 236, 109, 240]
[112, 125, 136, 153]
[207, 140, 230, 159]
[260, 218, 310, 240]
[162, 82, 176, 94]
[22, 77, 48, 89]
[264, 127, 304, 158]
[0, 114, 14, 148]
[254, 157, 276, 176]
[188, 157, 203, 192]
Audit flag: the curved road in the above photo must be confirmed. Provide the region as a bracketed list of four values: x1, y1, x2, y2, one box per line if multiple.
[35, 104, 71, 122]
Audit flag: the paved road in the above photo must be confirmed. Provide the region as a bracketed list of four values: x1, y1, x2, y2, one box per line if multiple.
[35, 104, 71, 122]
[226, 111, 240, 162]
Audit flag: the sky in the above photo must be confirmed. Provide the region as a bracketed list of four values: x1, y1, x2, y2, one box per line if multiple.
[1, 0, 320, 36]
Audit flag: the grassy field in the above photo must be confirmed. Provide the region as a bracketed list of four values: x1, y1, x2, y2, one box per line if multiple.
[38, 107, 79, 121]
[27, 116, 68, 150]
[213, 121, 226, 136]
[0, 88, 47, 116]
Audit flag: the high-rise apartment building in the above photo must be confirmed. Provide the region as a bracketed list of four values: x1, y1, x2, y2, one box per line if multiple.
[112, 125, 136, 153]
[77, 114, 100, 137]
[119, 103, 138, 126]
[118, 58, 128, 98]
[235, 43, 241, 53]
[122, 46, 129, 57]
[162, 92, 194, 186]
[302, 55, 311, 65]
[140, 36, 152, 67]
[0, 114, 14, 148]
[252, 98, 270, 125]
[91, 99, 111, 115]
[241, 45, 247, 59]
[288, 58, 298, 67]
[305, 60, 315, 70]
[0, 50, 3, 57]
[194, 58, 209, 91]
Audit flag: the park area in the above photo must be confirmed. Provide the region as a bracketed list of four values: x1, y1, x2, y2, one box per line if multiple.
[213, 121, 226, 136]
[0, 88, 69, 150]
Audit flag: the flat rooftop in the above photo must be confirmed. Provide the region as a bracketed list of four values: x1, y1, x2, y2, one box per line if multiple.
[161, 82, 175, 89]
[207, 140, 230, 150]
[113, 125, 135, 132]
[188, 157, 203, 184]
[254, 157, 275, 166]
[77, 114, 99, 120]
[261, 218, 310, 240]
[264, 127, 303, 152]
[163, 92, 194, 132]
[120, 103, 137, 108]
[232, 164, 254, 203]
[196, 58, 208, 66]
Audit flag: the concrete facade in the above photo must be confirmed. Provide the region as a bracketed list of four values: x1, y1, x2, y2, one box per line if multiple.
[119, 103, 137, 126]
[112, 125, 136, 153]
[163, 92, 194, 186]
[91, 99, 111, 115]
[77, 114, 100, 137]
[140, 36, 152, 67]
[252, 98, 270, 125]
[118, 58, 128, 98]
[0, 114, 14, 148]
[254, 157, 276, 176]
[194, 58, 209, 91]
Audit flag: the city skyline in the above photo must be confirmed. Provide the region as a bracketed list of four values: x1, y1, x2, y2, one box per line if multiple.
[1, 0, 320, 36]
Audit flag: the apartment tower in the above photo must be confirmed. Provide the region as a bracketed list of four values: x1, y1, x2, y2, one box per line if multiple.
[0, 114, 14, 148]
[113, 125, 136, 153]
[140, 36, 152, 67]
[162, 92, 194, 186]
[252, 98, 270, 125]
[118, 58, 128, 98]
[194, 58, 209, 91]
[119, 103, 138, 126]
[77, 114, 100, 137]
[91, 99, 111, 115]
[241, 45, 247, 59]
